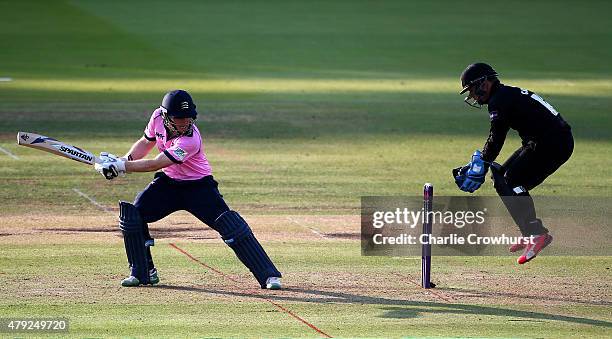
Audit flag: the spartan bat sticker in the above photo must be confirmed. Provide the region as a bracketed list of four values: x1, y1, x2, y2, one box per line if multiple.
[17, 131, 102, 165]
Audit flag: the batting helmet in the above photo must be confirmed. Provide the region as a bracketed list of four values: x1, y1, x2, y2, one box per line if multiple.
[460, 63, 498, 95]
[161, 90, 197, 119]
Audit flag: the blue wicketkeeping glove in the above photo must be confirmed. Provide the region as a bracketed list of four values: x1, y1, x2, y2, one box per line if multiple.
[452, 165, 470, 188]
[460, 150, 489, 193]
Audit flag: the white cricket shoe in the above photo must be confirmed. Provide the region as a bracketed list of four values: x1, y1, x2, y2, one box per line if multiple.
[265, 277, 282, 290]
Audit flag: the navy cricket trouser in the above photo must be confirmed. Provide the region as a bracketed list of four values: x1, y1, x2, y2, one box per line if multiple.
[134, 172, 230, 230]
[132, 172, 282, 287]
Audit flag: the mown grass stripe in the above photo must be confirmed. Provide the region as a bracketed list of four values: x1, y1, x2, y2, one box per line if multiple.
[72, 188, 113, 212]
[286, 216, 329, 240]
[0, 146, 19, 160]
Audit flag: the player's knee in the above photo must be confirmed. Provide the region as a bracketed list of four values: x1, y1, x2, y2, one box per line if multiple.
[491, 169, 529, 197]
[214, 210, 252, 246]
[502, 174, 530, 197]
[131, 201, 158, 224]
[490, 163, 511, 196]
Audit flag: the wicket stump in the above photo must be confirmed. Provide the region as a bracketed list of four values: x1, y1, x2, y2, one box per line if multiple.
[422, 183, 434, 288]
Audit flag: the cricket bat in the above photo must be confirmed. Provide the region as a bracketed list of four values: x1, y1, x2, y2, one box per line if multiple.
[17, 131, 101, 165]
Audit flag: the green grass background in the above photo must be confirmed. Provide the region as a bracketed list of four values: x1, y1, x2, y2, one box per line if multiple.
[1, 243, 610, 338]
[0, 0, 610, 337]
[1, 1, 611, 213]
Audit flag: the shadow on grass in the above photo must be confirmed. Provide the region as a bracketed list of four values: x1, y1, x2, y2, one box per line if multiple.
[152, 285, 612, 328]
[439, 286, 612, 307]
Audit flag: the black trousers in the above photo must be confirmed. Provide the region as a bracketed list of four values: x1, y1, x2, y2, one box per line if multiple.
[502, 131, 574, 191]
[495, 130, 574, 236]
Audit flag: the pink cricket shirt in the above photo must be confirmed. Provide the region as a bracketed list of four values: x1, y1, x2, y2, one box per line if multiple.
[144, 108, 212, 180]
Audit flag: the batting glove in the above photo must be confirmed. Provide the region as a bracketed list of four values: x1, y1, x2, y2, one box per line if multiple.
[95, 152, 126, 180]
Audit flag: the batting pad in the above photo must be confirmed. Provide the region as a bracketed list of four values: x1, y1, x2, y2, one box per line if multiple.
[119, 201, 150, 285]
[215, 210, 281, 288]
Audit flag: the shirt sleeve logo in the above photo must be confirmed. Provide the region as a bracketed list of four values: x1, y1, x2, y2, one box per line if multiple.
[172, 147, 187, 161]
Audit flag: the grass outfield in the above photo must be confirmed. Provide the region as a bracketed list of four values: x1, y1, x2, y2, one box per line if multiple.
[1, 233, 611, 338]
[0, 0, 611, 338]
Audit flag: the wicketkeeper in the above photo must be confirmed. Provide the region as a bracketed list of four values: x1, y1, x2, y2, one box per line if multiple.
[453, 63, 574, 264]
[95, 89, 282, 289]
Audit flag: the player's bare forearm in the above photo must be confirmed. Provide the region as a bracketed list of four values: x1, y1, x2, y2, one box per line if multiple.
[126, 159, 164, 172]
[125, 152, 174, 173]
[124, 136, 155, 160]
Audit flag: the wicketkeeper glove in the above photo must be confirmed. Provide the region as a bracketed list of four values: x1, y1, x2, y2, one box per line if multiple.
[452, 165, 470, 189]
[459, 150, 489, 193]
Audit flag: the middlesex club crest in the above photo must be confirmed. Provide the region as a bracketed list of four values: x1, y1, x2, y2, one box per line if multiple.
[172, 147, 187, 161]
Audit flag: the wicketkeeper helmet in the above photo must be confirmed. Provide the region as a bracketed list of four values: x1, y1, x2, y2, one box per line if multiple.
[460, 63, 498, 94]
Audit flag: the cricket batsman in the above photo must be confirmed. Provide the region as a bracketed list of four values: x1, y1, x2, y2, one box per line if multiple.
[94, 89, 282, 289]
[453, 63, 574, 264]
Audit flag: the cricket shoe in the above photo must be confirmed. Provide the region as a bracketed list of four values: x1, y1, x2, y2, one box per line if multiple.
[509, 237, 530, 253]
[120, 268, 160, 287]
[517, 233, 553, 264]
[121, 276, 140, 287]
[149, 268, 160, 285]
[265, 277, 282, 290]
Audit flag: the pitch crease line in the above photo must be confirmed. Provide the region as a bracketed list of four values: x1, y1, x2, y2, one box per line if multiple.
[286, 216, 328, 240]
[72, 188, 113, 212]
[169, 243, 332, 338]
[0, 146, 19, 160]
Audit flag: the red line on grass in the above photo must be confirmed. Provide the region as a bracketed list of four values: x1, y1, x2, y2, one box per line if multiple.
[263, 298, 332, 338]
[169, 243, 332, 338]
[169, 243, 240, 283]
